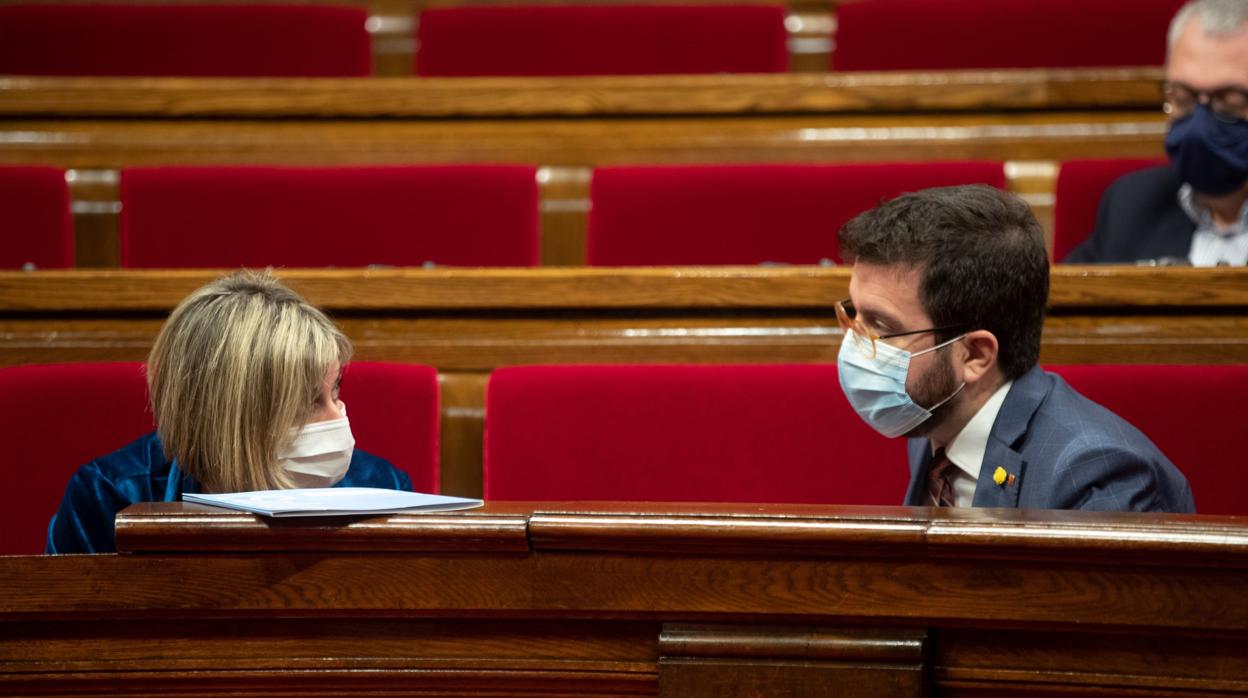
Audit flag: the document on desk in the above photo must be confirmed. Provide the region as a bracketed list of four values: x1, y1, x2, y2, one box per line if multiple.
[183, 487, 484, 517]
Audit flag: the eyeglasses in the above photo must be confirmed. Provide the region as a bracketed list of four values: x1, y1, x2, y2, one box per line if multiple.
[1161, 80, 1248, 122]
[834, 298, 969, 359]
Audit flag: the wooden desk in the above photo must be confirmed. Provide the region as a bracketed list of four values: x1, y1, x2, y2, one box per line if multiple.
[1, 502, 1246, 696]
[3, 266, 1246, 495]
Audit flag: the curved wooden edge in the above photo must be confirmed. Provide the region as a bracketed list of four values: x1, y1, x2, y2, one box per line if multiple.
[0, 266, 1245, 311]
[116, 501, 1248, 567]
[0, 69, 1164, 118]
[114, 501, 532, 553]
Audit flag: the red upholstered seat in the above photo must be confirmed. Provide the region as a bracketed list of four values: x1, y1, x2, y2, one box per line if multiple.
[415, 5, 788, 76]
[1, 363, 154, 556]
[119, 166, 539, 268]
[587, 162, 1007, 265]
[0, 166, 73, 269]
[338, 362, 441, 494]
[483, 364, 907, 503]
[1052, 158, 1167, 262]
[1047, 365, 1248, 516]
[833, 0, 1186, 71]
[0, 4, 371, 77]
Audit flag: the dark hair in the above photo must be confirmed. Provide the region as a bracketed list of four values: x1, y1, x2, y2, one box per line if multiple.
[838, 184, 1048, 380]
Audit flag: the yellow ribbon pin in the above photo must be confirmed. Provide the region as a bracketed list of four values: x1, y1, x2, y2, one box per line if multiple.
[993, 467, 1008, 486]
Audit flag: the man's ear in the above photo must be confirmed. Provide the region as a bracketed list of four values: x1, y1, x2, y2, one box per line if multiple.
[959, 329, 999, 385]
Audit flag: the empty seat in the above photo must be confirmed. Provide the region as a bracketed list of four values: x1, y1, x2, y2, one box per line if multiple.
[834, 0, 1186, 71]
[416, 5, 788, 76]
[1, 363, 154, 556]
[0, 4, 371, 77]
[338, 362, 441, 494]
[1052, 158, 1167, 262]
[119, 165, 539, 268]
[1047, 364, 1248, 516]
[587, 162, 1006, 265]
[0, 166, 73, 269]
[484, 364, 906, 503]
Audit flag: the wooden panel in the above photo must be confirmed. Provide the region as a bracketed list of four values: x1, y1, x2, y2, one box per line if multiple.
[440, 371, 488, 497]
[659, 625, 927, 698]
[0, 69, 1164, 117]
[6, 504, 1248, 695]
[0, 113, 1166, 169]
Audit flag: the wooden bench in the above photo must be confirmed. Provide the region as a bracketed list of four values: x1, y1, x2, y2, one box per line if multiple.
[1, 266, 1244, 495]
[0, 69, 1167, 265]
[2, 502, 1245, 696]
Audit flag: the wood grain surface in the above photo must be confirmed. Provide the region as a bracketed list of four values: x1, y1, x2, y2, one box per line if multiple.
[0, 69, 1164, 118]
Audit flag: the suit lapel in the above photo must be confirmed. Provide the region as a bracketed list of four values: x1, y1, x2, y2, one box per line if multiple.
[904, 438, 933, 506]
[971, 367, 1050, 508]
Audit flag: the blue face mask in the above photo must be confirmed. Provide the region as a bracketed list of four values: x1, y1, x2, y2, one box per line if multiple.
[837, 330, 965, 438]
[1164, 105, 1248, 197]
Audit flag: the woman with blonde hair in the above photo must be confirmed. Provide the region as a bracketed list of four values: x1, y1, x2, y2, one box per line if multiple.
[47, 270, 412, 553]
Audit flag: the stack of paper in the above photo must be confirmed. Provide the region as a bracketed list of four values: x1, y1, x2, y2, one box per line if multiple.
[183, 487, 484, 517]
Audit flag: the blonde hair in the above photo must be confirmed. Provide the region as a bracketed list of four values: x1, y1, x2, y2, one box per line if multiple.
[147, 270, 351, 493]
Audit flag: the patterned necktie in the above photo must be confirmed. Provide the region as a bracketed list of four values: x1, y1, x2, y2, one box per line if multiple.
[926, 449, 957, 507]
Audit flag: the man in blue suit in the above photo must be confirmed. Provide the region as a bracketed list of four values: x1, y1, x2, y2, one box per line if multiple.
[835, 185, 1195, 512]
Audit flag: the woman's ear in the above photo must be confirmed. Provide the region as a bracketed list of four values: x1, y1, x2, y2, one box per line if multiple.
[959, 329, 999, 385]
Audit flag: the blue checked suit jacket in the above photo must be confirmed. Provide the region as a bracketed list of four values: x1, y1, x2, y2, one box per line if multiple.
[904, 366, 1196, 512]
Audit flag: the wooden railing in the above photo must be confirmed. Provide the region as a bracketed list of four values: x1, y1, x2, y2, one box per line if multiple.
[2, 266, 1246, 494]
[2, 502, 1246, 696]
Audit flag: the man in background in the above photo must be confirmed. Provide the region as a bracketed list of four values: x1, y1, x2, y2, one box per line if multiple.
[1066, 0, 1247, 264]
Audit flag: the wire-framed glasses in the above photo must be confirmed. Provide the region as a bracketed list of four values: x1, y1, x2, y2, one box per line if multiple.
[1161, 80, 1248, 122]
[835, 298, 969, 359]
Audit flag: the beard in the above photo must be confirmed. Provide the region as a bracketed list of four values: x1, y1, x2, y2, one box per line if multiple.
[902, 349, 961, 438]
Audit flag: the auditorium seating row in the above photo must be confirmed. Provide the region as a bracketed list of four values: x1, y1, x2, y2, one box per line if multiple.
[0, 0, 1185, 77]
[1, 159, 1164, 269]
[5, 360, 1244, 555]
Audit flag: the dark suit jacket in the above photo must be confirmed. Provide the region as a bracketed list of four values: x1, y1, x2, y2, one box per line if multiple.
[905, 367, 1195, 512]
[1064, 165, 1196, 264]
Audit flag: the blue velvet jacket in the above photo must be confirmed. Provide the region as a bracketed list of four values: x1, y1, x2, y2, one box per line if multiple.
[46, 431, 414, 554]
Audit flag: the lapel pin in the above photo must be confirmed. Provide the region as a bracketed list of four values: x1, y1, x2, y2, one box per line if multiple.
[1007, 473, 1017, 486]
[993, 467, 1008, 486]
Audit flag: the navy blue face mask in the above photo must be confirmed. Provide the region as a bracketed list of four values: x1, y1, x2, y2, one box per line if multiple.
[1165, 105, 1248, 197]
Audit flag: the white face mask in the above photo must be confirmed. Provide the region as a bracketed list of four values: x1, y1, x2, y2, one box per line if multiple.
[278, 402, 355, 488]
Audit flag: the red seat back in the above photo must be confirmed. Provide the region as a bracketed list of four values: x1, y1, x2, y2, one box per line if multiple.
[338, 362, 441, 493]
[0, 166, 73, 269]
[587, 162, 1006, 265]
[119, 166, 539, 268]
[0, 4, 371, 77]
[484, 364, 907, 503]
[834, 0, 1185, 71]
[0, 363, 154, 556]
[416, 5, 788, 76]
[1047, 365, 1248, 516]
[1052, 158, 1167, 262]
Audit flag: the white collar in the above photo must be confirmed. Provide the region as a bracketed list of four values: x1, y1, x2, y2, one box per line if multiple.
[942, 380, 1014, 481]
[1177, 184, 1248, 237]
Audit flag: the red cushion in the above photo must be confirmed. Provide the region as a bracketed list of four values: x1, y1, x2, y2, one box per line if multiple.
[1047, 365, 1248, 516]
[484, 364, 907, 503]
[0, 363, 154, 555]
[338, 362, 441, 493]
[416, 5, 788, 76]
[587, 162, 1006, 265]
[834, 0, 1186, 71]
[1052, 158, 1167, 263]
[0, 4, 371, 77]
[0, 166, 73, 269]
[119, 166, 539, 268]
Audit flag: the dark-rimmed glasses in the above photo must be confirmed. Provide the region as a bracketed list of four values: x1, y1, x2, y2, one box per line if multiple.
[1161, 80, 1248, 122]
[835, 298, 969, 359]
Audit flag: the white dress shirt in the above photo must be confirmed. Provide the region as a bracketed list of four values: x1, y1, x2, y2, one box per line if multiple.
[934, 380, 1013, 507]
[1179, 185, 1248, 267]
